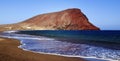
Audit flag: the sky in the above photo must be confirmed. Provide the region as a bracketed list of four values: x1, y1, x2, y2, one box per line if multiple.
[0, 0, 120, 30]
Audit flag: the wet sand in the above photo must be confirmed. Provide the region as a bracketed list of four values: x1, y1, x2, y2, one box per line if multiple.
[0, 37, 85, 61]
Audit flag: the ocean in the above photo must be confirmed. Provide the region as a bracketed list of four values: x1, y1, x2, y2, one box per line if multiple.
[0, 30, 120, 61]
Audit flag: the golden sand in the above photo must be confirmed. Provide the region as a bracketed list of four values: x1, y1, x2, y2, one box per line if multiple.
[0, 38, 5, 41]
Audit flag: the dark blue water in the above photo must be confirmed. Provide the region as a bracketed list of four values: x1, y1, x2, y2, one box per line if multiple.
[0, 30, 120, 61]
[17, 30, 120, 42]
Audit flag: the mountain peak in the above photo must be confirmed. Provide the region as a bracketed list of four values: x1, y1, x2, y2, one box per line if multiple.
[64, 8, 81, 11]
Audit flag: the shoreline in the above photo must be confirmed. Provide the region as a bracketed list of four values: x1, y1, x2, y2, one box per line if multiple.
[0, 37, 85, 61]
[19, 46, 117, 61]
[0, 34, 119, 61]
[18, 40, 118, 61]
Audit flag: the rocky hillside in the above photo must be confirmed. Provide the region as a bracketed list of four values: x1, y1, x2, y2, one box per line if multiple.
[0, 8, 100, 31]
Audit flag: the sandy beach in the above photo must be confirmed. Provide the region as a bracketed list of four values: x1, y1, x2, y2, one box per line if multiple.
[0, 37, 85, 61]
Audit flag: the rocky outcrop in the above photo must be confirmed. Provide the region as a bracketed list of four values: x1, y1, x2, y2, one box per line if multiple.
[0, 8, 100, 31]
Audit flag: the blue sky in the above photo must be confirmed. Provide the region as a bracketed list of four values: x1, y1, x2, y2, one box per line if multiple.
[0, 0, 120, 30]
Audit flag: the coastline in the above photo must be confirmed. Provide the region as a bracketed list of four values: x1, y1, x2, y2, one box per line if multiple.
[0, 37, 85, 61]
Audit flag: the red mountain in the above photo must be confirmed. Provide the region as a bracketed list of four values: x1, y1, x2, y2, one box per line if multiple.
[0, 8, 100, 31]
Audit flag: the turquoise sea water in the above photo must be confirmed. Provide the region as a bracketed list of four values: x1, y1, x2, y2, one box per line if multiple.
[0, 30, 120, 61]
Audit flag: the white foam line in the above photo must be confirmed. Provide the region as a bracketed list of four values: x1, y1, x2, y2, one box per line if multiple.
[18, 45, 119, 61]
[0, 35, 55, 40]
[3, 30, 19, 33]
